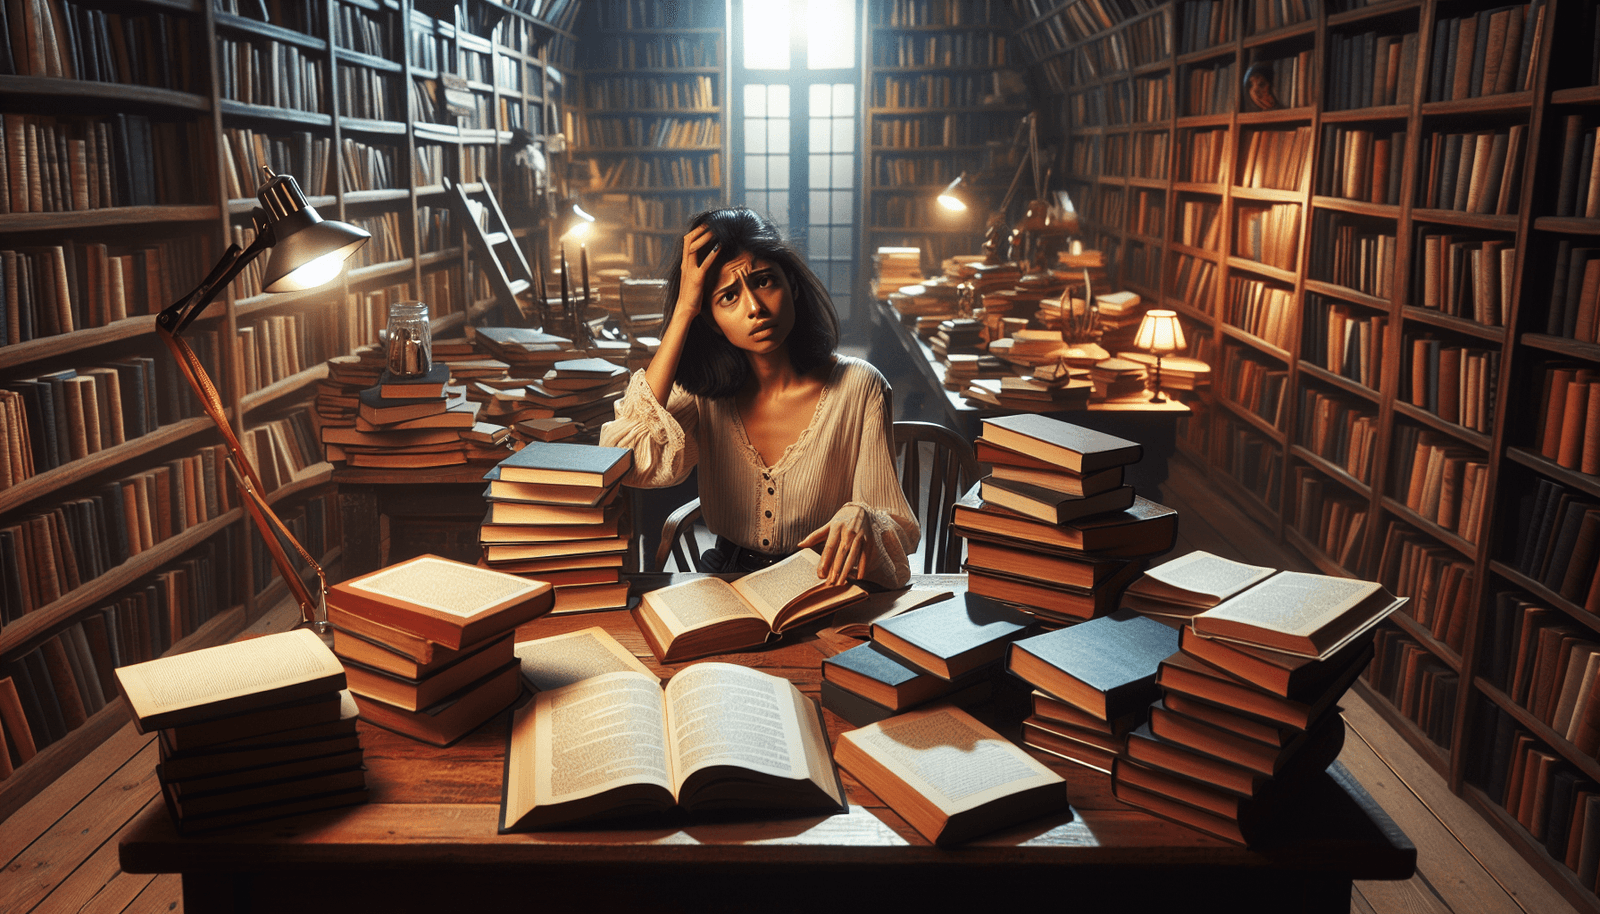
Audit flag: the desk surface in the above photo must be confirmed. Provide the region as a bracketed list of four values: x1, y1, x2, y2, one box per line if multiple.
[119, 574, 1413, 913]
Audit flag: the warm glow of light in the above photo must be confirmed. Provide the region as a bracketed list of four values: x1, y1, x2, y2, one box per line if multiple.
[276, 251, 347, 291]
[1134, 309, 1185, 354]
[937, 194, 967, 212]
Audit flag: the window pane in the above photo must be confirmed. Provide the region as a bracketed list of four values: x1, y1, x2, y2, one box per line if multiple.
[744, 0, 791, 70]
[810, 154, 830, 187]
[810, 190, 828, 223]
[746, 120, 767, 154]
[768, 196, 789, 225]
[768, 119, 789, 153]
[770, 155, 789, 186]
[745, 84, 766, 117]
[744, 156, 766, 190]
[832, 154, 852, 187]
[809, 118, 830, 154]
[768, 85, 790, 118]
[832, 190, 852, 223]
[807, 0, 854, 70]
[833, 83, 853, 113]
[831, 228, 852, 259]
[831, 118, 853, 153]
[810, 83, 830, 117]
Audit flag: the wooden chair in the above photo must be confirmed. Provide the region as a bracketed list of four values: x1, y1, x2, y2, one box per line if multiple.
[893, 420, 980, 575]
[653, 420, 978, 575]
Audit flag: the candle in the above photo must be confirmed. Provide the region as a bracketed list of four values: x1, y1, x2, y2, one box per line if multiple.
[580, 244, 590, 304]
[559, 246, 570, 308]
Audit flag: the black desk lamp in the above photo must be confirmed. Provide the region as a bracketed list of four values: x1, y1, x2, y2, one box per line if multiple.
[156, 166, 370, 631]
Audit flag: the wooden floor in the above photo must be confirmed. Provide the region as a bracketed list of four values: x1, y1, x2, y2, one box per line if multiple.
[0, 452, 1583, 914]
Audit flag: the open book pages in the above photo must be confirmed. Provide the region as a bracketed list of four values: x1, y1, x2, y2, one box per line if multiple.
[1123, 550, 1277, 613]
[343, 555, 546, 619]
[727, 550, 862, 631]
[1193, 572, 1405, 659]
[501, 663, 844, 831]
[833, 704, 1068, 845]
[514, 627, 656, 692]
[116, 629, 346, 733]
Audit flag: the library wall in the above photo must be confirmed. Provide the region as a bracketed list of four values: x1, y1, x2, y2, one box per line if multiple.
[0, 0, 579, 821]
[1011, 0, 1600, 907]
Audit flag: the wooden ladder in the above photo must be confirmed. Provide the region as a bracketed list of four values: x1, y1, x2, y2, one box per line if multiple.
[445, 177, 537, 321]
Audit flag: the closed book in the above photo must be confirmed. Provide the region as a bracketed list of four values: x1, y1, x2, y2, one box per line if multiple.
[979, 414, 1142, 473]
[492, 440, 632, 487]
[953, 485, 1179, 558]
[822, 641, 993, 712]
[1190, 571, 1404, 660]
[115, 629, 345, 733]
[333, 626, 500, 680]
[870, 592, 1036, 680]
[1149, 699, 1335, 777]
[1030, 689, 1142, 738]
[158, 691, 350, 756]
[342, 632, 515, 712]
[965, 561, 1143, 622]
[978, 477, 1135, 525]
[354, 660, 522, 748]
[164, 749, 366, 810]
[1178, 625, 1375, 699]
[988, 462, 1124, 497]
[326, 554, 553, 650]
[356, 386, 458, 424]
[1111, 759, 1277, 846]
[1126, 712, 1345, 798]
[1158, 646, 1372, 730]
[1007, 612, 1179, 720]
[1021, 719, 1118, 774]
[157, 729, 362, 782]
[377, 363, 449, 399]
[819, 678, 993, 728]
[481, 470, 619, 506]
[963, 539, 1132, 590]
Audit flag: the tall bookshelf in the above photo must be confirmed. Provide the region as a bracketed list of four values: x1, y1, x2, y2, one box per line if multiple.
[862, 0, 1030, 274]
[1016, 0, 1600, 907]
[567, 0, 727, 272]
[0, 0, 572, 822]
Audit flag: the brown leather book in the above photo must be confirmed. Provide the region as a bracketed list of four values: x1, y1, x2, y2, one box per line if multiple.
[0, 676, 37, 764]
[40, 635, 87, 731]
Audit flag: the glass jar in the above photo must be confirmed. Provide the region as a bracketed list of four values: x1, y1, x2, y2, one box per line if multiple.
[385, 301, 432, 378]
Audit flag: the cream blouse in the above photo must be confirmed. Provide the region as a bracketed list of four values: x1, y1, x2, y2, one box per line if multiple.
[598, 356, 919, 588]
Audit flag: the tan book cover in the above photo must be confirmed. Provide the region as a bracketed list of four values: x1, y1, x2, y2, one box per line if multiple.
[632, 550, 865, 663]
[115, 629, 345, 733]
[328, 554, 554, 649]
[834, 704, 1068, 845]
[500, 663, 844, 831]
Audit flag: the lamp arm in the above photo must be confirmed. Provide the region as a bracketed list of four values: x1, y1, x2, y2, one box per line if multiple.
[157, 227, 275, 336]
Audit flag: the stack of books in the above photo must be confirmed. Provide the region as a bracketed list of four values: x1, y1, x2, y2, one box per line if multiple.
[593, 267, 631, 319]
[929, 318, 984, 357]
[115, 629, 366, 833]
[326, 554, 553, 746]
[472, 327, 576, 376]
[316, 344, 385, 425]
[322, 365, 480, 469]
[1116, 351, 1212, 392]
[1095, 291, 1147, 350]
[480, 442, 634, 613]
[1112, 564, 1405, 845]
[872, 245, 924, 297]
[886, 283, 958, 322]
[958, 415, 1174, 626]
[1009, 611, 1179, 774]
[943, 352, 1011, 391]
[820, 592, 1035, 726]
[1089, 357, 1150, 401]
[534, 356, 629, 432]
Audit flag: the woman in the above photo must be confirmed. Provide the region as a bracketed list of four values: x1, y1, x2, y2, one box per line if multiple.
[599, 208, 918, 588]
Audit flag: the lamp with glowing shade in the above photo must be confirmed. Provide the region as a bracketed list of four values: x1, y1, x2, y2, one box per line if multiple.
[1133, 309, 1186, 404]
[156, 166, 370, 631]
[559, 197, 597, 242]
[936, 173, 972, 212]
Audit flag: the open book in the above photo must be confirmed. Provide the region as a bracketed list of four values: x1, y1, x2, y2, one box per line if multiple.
[499, 663, 845, 831]
[632, 550, 866, 663]
[1121, 550, 1277, 618]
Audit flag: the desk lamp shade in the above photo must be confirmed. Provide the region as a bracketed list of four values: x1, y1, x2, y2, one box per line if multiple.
[156, 167, 369, 630]
[937, 172, 972, 212]
[1134, 310, 1185, 403]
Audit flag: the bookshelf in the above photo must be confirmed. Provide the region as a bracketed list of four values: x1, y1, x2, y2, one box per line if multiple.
[1019, 0, 1600, 907]
[566, 0, 727, 271]
[863, 0, 1030, 274]
[0, 0, 571, 821]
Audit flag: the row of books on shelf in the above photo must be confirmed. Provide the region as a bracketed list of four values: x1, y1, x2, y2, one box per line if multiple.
[582, 76, 717, 110]
[1, 1, 197, 90]
[1221, 348, 1286, 429]
[1168, 251, 1218, 309]
[343, 211, 406, 271]
[1325, 29, 1416, 111]
[1472, 701, 1600, 892]
[1221, 417, 1282, 503]
[1416, 231, 1513, 327]
[335, 64, 399, 123]
[1420, 127, 1527, 217]
[1182, 58, 1235, 117]
[1296, 386, 1377, 485]
[1303, 294, 1384, 390]
[872, 72, 1008, 109]
[872, 0, 1012, 27]
[1537, 365, 1600, 477]
[1234, 202, 1299, 272]
[872, 32, 1010, 68]
[1312, 218, 1395, 300]
[1426, 1, 1545, 103]
[1247, 52, 1312, 111]
[1364, 626, 1456, 748]
[571, 115, 720, 149]
[588, 33, 719, 68]
[224, 127, 334, 200]
[1225, 275, 1294, 351]
[0, 234, 210, 342]
[0, 535, 238, 777]
[1110, 73, 1171, 124]
[1, 113, 208, 214]
[1238, 126, 1311, 192]
[1373, 522, 1471, 654]
[1176, 0, 1232, 55]
[1407, 338, 1499, 434]
[583, 155, 720, 190]
[217, 37, 323, 114]
[1319, 126, 1404, 206]
[1179, 127, 1227, 184]
[1517, 479, 1600, 613]
[1555, 115, 1600, 221]
[1547, 243, 1600, 345]
[1391, 427, 1488, 545]
[333, 2, 389, 58]
[1290, 469, 1366, 569]
[1177, 199, 1221, 248]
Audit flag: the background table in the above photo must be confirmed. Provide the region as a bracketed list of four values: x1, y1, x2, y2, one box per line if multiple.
[119, 574, 1414, 913]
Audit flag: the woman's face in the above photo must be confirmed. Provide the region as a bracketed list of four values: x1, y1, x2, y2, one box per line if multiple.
[706, 251, 795, 355]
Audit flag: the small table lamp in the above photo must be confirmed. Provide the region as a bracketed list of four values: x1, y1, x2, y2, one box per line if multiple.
[156, 166, 370, 631]
[1133, 309, 1185, 403]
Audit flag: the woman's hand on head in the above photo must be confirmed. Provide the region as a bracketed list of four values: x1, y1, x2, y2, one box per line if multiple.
[799, 505, 871, 586]
[674, 225, 719, 325]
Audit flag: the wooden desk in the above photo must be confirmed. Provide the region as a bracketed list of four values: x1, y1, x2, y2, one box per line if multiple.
[119, 575, 1414, 914]
[867, 298, 1189, 498]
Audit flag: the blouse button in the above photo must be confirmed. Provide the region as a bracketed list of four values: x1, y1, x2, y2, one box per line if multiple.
[764, 510, 772, 518]
[762, 538, 769, 546]
[767, 487, 774, 495]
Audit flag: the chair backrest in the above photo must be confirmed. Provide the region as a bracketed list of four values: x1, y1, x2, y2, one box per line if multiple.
[893, 420, 980, 575]
[654, 496, 704, 572]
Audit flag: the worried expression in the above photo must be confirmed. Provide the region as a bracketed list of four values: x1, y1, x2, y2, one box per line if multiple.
[707, 252, 795, 354]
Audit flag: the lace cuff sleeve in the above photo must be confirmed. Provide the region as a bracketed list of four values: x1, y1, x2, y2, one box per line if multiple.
[597, 370, 699, 487]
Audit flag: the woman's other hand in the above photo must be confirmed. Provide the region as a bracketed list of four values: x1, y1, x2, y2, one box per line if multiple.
[799, 505, 870, 586]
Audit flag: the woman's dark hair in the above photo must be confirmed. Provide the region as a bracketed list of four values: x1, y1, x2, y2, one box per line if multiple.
[660, 207, 839, 398]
